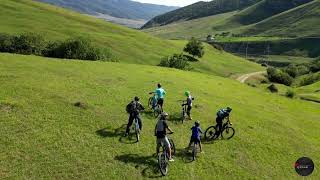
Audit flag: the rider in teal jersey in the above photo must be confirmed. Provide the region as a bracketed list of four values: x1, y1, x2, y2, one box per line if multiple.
[150, 83, 166, 110]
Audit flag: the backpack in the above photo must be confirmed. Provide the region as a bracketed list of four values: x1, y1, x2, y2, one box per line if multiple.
[126, 101, 135, 113]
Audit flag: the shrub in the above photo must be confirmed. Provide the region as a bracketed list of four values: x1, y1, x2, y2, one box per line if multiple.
[286, 89, 296, 98]
[284, 64, 309, 78]
[267, 84, 278, 93]
[44, 37, 112, 61]
[159, 54, 190, 70]
[298, 73, 320, 86]
[183, 37, 205, 58]
[310, 59, 320, 73]
[267, 67, 293, 86]
[0, 33, 14, 52]
[12, 33, 46, 55]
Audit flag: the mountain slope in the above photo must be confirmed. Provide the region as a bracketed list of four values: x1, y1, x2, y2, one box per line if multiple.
[37, 0, 178, 28]
[141, 0, 261, 29]
[0, 53, 319, 179]
[0, 0, 263, 77]
[245, 0, 320, 37]
[144, 0, 319, 39]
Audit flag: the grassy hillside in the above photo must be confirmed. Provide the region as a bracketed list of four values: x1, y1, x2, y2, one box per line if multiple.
[141, 0, 261, 29]
[0, 0, 262, 77]
[144, 0, 319, 40]
[0, 53, 319, 179]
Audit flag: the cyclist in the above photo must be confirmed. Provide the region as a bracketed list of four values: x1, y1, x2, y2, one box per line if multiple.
[124, 96, 145, 137]
[150, 83, 166, 110]
[187, 121, 203, 152]
[215, 107, 232, 137]
[182, 91, 193, 120]
[155, 112, 174, 162]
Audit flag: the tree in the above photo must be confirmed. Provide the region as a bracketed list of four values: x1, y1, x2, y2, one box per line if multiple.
[183, 37, 204, 58]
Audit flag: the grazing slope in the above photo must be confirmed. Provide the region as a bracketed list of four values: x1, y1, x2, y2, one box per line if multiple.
[141, 0, 261, 29]
[0, 53, 319, 179]
[0, 0, 263, 77]
[144, 0, 319, 39]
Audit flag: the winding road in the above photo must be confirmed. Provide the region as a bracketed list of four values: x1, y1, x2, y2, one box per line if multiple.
[236, 71, 266, 83]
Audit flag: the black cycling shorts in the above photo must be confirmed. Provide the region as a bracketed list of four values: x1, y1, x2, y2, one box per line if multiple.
[157, 98, 164, 107]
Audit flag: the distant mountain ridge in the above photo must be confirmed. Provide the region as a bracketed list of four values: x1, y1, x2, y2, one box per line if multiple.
[37, 0, 178, 28]
[141, 0, 262, 29]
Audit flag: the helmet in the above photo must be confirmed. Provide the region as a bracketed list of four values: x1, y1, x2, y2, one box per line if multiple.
[226, 107, 232, 112]
[157, 83, 162, 88]
[195, 121, 200, 127]
[184, 91, 190, 97]
[161, 112, 169, 119]
[134, 96, 140, 101]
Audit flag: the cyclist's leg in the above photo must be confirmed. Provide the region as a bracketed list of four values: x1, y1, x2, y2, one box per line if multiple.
[158, 98, 164, 111]
[136, 114, 142, 131]
[164, 137, 172, 159]
[187, 106, 192, 119]
[125, 114, 134, 134]
[197, 138, 202, 152]
[156, 138, 161, 154]
[216, 117, 223, 136]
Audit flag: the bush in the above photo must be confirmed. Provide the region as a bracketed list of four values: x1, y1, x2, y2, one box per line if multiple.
[298, 73, 320, 86]
[267, 67, 293, 86]
[0, 33, 14, 52]
[183, 37, 205, 58]
[310, 59, 320, 73]
[284, 64, 309, 78]
[12, 33, 46, 55]
[159, 54, 190, 70]
[286, 89, 296, 98]
[44, 37, 112, 61]
[267, 84, 278, 93]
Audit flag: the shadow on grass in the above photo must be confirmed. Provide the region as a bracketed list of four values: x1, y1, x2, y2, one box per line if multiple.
[142, 110, 157, 120]
[168, 112, 183, 125]
[96, 124, 138, 144]
[114, 154, 162, 178]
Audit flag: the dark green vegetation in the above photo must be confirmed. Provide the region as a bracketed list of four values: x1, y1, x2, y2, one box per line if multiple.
[1, 54, 319, 179]
[0, 33, 112, 61]
[38, 0, 177, 20]
[159, 53, 190, 70]
[183, 37, 205, 58]
[0, 0, 263, 77]
[141, 0, 261, 29]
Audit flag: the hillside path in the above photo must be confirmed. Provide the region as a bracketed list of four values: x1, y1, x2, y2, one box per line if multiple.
[236, 71, 266, 83]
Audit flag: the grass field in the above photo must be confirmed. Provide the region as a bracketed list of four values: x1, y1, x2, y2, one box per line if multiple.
[0, 53, 319, 179]
[0, 0, 263, 77]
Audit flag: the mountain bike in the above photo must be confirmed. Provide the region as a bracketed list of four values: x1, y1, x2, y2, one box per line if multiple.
[148, 93, 157, 109]
[130, 117, 140, 142]
[148, 93, 162, 117]
[181, 100, 187, 123]
[204, 118, 235, 141]
[158, 133, 175, 176]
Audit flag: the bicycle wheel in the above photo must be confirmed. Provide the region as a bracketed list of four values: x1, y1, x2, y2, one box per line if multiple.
[204, 126, 218, 141]
[168, 139, 176, 156]
[148, 97, 153, 109]
[221, 127, 235, 140]
[154, 105, 160, 117]
[158, 153, 168, 176]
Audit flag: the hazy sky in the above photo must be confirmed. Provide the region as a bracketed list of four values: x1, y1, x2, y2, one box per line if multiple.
[132, 0, 210, 7]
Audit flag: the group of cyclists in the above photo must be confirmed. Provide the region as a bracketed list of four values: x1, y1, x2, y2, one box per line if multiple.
[124, 83, 233, 162]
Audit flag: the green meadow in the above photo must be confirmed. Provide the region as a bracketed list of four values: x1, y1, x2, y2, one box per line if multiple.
[0, 53, 319, 179]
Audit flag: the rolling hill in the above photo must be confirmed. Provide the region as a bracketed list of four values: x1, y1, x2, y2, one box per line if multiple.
[0, 53, 319, 179]
[144, 0, 319, 39]
[141, 0, 261, 29]
[37, 0, 178, 28]
[0, 0, 263, 77]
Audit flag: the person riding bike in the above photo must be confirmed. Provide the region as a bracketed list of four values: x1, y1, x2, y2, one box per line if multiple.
[182, 91, 193, 120]
[150, 83, 166, 110]
[215, 107, 232, 137]
[124, 96, 145, 137]
[155, 112, 174, 162]
[187, 121, 203, 152]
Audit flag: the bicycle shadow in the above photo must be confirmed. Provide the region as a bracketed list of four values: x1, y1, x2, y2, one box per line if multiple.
[96, 124, 126, 138]
[168, 112, 184, 125]
[174, 148, 194, 164]
[114, 154, 162, 178]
